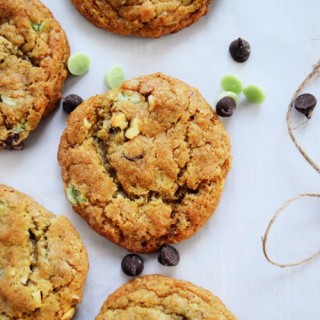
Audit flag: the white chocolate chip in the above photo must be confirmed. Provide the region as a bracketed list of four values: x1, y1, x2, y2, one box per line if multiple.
[1, 95, 17, 107]
[129, 94, 141, 104]
[117, 93, 141, 104]
[147, 95, 155, 109]
[125, 117, 141, 139]
[20, 274, 29, 285]
[32, 290, 42, 308]
[111, 113, 128, 130]
[96, 120, 110, 139]
[83, 118, 91, 129]
[62, 308, 75, 320]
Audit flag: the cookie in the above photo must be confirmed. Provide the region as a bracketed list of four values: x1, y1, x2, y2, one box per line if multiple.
[0, 0, 70, 149]
[95, 275, 236, 319]
[0, 184, 88, 320]
[71, 0, 212, 38]
[58, 73, 231, 253]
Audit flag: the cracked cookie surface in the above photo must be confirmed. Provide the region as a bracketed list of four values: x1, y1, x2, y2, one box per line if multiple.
[95, 275, 236, 319]
[71, 0, 212, 38]
[0, 0, 69, 149]
[0, 184, 88, 320]
[58, 73, 231, 253]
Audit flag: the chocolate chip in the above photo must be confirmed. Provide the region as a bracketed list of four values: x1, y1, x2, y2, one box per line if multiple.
[109, 127, 121, 134]
[4, 133, 23, 150]
[158, 245, 180, 266]
[123, 153, 144, 161]
[174, 187, 186, 201]
[229, 38, 251, 63]
[5, 133, 20, 146]
[121, 254, 144, 276]
[294, 93, 317, 119]
[216, 97, 236, 117]
[62, 94, 83, 114]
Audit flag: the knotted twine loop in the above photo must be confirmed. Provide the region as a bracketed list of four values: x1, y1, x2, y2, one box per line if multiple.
[287, 60, 320, 174]
[262, 193, 320, 267]
[262, 60, 320, 267]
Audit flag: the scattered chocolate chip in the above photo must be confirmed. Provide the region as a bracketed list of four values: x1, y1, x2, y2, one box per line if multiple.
[123, 153, 144, 161]
[216, 97, 236, 117]
[158, 245, 180, 267]
[293, 93, 317, 119]
[62, 94, 83, 114]
[229, 38, 251, 63]
[121, 254, 144, 276]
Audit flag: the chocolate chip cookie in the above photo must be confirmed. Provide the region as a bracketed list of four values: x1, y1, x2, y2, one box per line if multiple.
[95, 275, 236, 319]
[0, 0, 70, 149]
[58, 73, 231, 253]
[0, 184, 88, 320]
[71, 0, 212, 38]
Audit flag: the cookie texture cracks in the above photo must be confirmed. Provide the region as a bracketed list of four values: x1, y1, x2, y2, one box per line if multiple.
[95, 275, 236, 319]
[0, 0, 70, 149]
[71, 0, 212, 38]
[58, 73, 231, 253]
[0, 185, 88, 320]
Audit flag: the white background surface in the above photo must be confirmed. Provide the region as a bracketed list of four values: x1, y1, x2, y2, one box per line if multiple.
[1, 0, 320, 319]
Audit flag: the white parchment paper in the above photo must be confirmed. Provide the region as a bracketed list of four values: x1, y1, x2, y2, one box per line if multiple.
[1, 0, 320, 318]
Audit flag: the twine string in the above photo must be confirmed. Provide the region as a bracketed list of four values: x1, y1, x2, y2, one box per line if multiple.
[287, 60, 320, 174]
[262, 193, 320, 268]
[262, 61, 320, 267]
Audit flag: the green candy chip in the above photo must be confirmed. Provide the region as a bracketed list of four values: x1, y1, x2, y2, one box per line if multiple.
[66, 185, 86, 205]
[32, 22, 44, 32]
[221, 75, 243, 94]
[243, 85, 265, 104]
[105, 65, 125, 89]
[31, 21, 49, 32]
[67, 53, 90, 76]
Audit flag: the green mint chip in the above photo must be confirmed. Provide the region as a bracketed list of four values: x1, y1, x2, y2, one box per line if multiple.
[66, 185, 86, 205]
[243, 85, 266, 104]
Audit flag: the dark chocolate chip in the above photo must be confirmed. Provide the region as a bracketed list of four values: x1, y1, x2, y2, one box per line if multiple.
[294, 93, 317, 119]
[62, 94, 83, 114]
[121, 254, 144, 276]
[123, 153, 144, 161]
[109, 127, 121, 134]
[4, 133, 23, 150]
[216, 97, 236, 117]
[158, 245, 180, 267]
[5, 133, 20, 146]
[229, 38, 251, 63]
[174, 187, 186, 201]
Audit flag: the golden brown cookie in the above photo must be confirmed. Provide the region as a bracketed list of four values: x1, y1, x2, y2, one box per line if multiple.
[58, 73, 231, 253]
[71, 0, 212, 38]
[0, 184, 88, 320]
[95, 275, 236, 319]
[0, 0, 70, 150]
